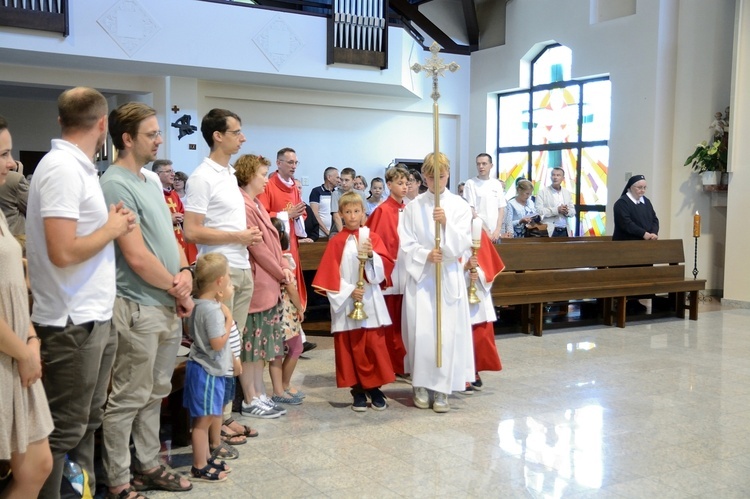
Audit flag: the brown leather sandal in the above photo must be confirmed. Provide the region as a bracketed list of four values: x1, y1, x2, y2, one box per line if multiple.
[132, 465, 192, 492]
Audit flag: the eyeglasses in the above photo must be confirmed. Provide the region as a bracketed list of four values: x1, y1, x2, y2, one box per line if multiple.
[281, 160, 300, 166]
[158, 169, 174, 175]
[224, 129, 243, 137]
[139, 130, 162, 141]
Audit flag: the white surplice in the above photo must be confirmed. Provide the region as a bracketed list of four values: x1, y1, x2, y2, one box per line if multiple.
[398, 189, 475, 394]
[327, 235, 392, 333]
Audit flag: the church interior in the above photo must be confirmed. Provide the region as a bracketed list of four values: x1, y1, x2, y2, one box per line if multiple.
[2, 0, 750, 496]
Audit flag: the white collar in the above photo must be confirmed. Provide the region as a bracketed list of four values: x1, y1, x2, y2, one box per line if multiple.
[626, 192, 645, 204]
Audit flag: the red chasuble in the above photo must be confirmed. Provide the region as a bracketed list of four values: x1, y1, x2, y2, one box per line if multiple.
[163, 189, 198, 264]
[257, 172, 308, 307]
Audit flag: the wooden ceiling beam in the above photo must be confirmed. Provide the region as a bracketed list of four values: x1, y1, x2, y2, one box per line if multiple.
[461, 0, 479, 50]
[389, 0, 470, 55]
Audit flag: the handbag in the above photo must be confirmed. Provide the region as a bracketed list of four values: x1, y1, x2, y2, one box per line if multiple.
[525, 222, 548, 237]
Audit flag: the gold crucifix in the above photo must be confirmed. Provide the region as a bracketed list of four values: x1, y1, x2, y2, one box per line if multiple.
[411, 42, 459, 368]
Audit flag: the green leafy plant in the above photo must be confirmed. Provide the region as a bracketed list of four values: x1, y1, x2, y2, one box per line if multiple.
[684, 140, 727, 173]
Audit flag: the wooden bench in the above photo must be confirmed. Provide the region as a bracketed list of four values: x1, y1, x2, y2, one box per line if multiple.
[492, 239, 706, 336]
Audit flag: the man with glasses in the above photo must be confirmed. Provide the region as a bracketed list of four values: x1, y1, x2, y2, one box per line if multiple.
[184, 109, 262, 426]
[153, 158, 197, 263]
[100, 102, 194, 497]
[258, 147, 308, 312]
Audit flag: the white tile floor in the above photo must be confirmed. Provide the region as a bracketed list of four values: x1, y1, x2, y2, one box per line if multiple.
[146, 304, 750, 498]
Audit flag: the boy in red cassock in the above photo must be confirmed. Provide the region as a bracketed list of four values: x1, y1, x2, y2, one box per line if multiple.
[312, 191, 395, 412]
[465, 230, 504, 392]
[365, 165, 410, 376]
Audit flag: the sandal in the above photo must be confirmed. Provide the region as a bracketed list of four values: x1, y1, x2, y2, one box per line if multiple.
[190, 464, 227, 482]
[220, 427, 247, 446]
[208, 457, 232, 474]
[105, 486, 149, 499]
[223, 417, 259, 438]
[210, 441, 239, 461]
[132, 465, 192, 492]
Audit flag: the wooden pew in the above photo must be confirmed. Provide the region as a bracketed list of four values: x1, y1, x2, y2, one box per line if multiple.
[492, 239, 706, 336]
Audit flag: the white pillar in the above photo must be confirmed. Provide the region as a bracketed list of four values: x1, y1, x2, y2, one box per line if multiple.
[724, 0, 750, 306]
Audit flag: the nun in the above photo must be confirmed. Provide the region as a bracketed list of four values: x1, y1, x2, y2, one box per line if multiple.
[612, 174, 659, 241]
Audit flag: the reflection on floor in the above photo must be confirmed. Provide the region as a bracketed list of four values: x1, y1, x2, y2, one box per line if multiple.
[145, 300, 750, 498]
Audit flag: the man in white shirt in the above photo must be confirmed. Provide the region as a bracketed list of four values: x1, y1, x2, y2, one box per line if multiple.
[183, 108, 263, 423]
[536, 167, 576, 237]
[28, 86, 135, 498]
[463, 153, 506, 242]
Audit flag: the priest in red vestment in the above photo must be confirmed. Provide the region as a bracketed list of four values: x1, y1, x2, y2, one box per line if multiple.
[257, 148, 308, 308]
[153, 159, 198, 264]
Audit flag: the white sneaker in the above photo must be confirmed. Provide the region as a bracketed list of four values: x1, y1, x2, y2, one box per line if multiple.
[242, 398, 282, 419]
[433, 392, 450, 413]
[260, 394, 287, 416]
[413, 387, 430, 409]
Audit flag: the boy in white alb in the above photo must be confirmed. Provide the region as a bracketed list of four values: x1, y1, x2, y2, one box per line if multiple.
[463, 153, 507, 243]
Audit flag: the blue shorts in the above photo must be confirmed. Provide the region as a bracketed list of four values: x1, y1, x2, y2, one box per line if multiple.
[223, 376, 236, 406]
[183, 360, 225, 418]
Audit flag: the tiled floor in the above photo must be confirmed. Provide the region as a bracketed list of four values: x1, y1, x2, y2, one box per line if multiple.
[145, 301, 750, 498]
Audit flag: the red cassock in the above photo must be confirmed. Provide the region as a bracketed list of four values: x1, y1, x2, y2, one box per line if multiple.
[365, 197, 407, 375]
[473, 230, 505, 372]
[163, 189, 198, 264]
[312, 228, 395, 389]
[257, 172, 307, 308]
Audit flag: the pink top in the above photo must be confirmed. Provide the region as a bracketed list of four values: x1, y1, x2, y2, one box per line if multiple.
[242, 188, 289, 313]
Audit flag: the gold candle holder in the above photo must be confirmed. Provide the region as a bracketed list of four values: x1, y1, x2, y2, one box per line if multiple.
[467, 241, 481, 305]
[348, 252, 368, 321]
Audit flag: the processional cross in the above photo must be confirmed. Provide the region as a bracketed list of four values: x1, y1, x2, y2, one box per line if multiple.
[411, 42, 460, 368]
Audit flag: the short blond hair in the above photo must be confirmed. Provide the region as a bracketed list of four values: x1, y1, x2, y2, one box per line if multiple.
[516, 179, 533, 193]
[421, 152, 450, 177]
[338, 191, 364, 212]
[193, 252, 228, 297]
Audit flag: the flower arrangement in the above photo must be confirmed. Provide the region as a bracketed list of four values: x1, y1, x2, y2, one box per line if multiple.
[684, 140, 727, 173]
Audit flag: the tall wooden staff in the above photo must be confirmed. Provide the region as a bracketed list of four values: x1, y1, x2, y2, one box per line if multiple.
[411, 42, 460, 368]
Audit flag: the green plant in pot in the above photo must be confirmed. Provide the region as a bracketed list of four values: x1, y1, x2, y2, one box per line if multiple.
[684, 140, 727, 185]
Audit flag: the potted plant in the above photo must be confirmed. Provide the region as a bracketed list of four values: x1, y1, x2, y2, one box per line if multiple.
[684, 139, 727, 185]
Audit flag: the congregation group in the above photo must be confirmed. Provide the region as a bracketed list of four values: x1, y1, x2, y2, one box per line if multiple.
[0, 85, 659, 499]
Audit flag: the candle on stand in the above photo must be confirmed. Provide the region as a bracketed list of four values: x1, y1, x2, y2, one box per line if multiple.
[358, 226, 370, 252]
[471, 218, 483, 241]
[693, 211, 700, 238]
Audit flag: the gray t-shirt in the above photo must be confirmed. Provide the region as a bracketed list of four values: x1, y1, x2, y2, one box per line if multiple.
[100, 166, 181, 307]
[188, 299, 231, 376]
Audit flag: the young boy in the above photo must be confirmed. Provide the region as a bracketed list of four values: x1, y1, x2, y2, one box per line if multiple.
[312, 191, 395, 411]
[330, 167, 368, 236]
[465, 230, 504, 392]
[365, 166, 410, 376]
[463, 153, 507, 242]
[398, 152, 475, 413]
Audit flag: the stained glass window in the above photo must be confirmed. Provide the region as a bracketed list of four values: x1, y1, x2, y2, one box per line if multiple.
[496, 44, 610, 236]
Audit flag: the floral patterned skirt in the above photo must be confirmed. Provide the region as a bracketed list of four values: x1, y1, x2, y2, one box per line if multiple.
[242, 303, 283, 363]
